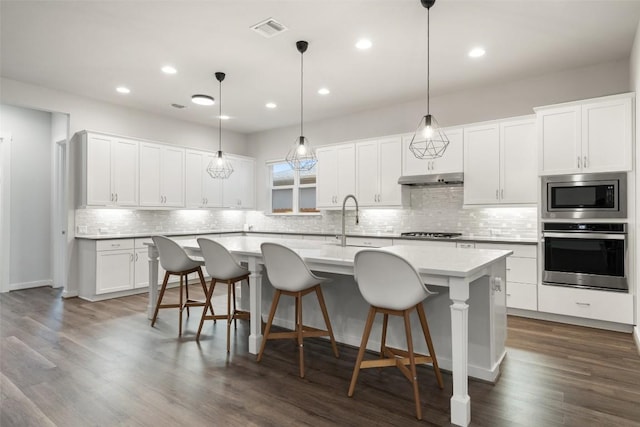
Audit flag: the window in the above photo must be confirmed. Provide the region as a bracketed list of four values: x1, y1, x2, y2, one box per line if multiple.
[269, 161, 319, 214]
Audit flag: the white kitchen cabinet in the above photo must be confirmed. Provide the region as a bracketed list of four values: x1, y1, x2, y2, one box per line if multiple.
[538, 285, 633, 325]
[463, 117, 536, 206]
[185, 149, 223, 208]
[476, 243, 537, 311]
[402, 127, 463, 176]
[139, 142, 185, 208]
[81, 132, 139, 207]
[316, 143, 356, 209]
[95, 239, 135, 294]
[222, 154, 255, 209]
[355, 136, 402, 207]
[134, 238, 167, 289]
[536, 93, 633, 175]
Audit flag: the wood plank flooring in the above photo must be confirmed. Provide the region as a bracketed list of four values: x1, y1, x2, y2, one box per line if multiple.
[1, 286, 639, 426]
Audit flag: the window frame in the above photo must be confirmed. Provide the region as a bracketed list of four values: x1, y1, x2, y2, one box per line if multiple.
[267, 160, 320, 216]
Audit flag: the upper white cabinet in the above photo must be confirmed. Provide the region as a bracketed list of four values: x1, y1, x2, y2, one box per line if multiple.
[356, 136, 402, 207]
[185, 149, 222, 208]
[82, 132, 139, 207]
[401, 127, 463, 176]
[316, 143, 356, 208]
[536, 93, 633, 175]
[464, 117, 536, 205]
[139, 142, 185, 208]
[222, 154, 255, 209]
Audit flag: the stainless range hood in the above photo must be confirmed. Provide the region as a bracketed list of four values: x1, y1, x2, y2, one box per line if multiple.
[397, 172, 464, 186]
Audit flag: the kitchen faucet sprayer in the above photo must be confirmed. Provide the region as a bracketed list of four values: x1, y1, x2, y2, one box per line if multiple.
[341, 194, 359, 247]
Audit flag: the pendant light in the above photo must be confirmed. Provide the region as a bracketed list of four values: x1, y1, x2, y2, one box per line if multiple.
[285, 40, 318, 171]
[409, 0, 449, 160]
[207, 72, 234, 179]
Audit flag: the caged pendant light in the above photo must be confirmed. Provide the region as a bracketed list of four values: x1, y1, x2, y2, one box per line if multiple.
[207, 72, 234, 179]
[409, 0, 449, 160]
[285, 40, 318, 171]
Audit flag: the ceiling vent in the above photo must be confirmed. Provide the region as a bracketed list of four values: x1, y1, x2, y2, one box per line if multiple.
[251, 18, 288, 38]
[171, 103, 186, 109]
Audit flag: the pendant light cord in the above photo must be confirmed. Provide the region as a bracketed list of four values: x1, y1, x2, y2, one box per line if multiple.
[426, 7, 430, 115]
[219, 79, 222, 152]
[300, 49, 304, 138]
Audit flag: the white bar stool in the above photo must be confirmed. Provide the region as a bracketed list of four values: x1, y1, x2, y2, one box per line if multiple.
[196, 238, 251, 352]
[151, 236, 210, 336]
[349, 249, 444, 420]
[257, 242, 339, 378]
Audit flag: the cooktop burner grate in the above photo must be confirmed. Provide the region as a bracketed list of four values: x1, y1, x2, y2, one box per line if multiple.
[400, 232, 463, 238]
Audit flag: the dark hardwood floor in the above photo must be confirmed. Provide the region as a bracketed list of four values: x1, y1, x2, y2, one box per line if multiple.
[1, 286, 639, 426]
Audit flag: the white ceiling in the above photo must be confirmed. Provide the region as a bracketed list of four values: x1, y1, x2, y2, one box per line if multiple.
[2, 0, 640, 134]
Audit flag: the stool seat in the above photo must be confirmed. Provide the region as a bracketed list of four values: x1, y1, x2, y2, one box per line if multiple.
[348, 249, 443, 420]
[257, 242, 339, 378]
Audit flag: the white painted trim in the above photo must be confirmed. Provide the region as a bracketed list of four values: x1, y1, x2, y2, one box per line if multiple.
[634, 326, 640, 355]
[10, 279, 53, 291]
[0, 133, 12, 294]
[507, 307, 634, 333]
[53, 139, 68, 289]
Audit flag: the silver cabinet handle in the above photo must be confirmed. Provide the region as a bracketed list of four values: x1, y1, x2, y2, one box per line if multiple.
[115, 193, 118, 202]
[110, 193, 114, 202]
[576, 302, 591, 307]
[135, 253, 138, 261]
[111, 243, 120, 247]
[583, 156, 588, 168]
[500, 189, 504, 199]
[496, 189, 499, 200]
[577, 156, 581, 168]
[130, 254, 134, 262]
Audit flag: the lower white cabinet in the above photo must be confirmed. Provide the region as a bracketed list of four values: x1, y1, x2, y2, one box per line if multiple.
[475, 243, 538, 311]
[538, 285, 633, 325]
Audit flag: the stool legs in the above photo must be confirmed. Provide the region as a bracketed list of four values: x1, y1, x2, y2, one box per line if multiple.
[151, 271, 171, 327]
[348, 306, 376, 397]
[257, 290, 281, 362]
[417, 304, 443, 389]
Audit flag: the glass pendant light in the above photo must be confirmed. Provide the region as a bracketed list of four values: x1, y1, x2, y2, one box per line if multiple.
[207, 72, 234, 179]
[409, 0, 449, 160]
[285, 40, 318, 171]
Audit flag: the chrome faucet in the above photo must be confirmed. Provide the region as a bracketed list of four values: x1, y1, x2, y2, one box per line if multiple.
[340, 194, 359, 247]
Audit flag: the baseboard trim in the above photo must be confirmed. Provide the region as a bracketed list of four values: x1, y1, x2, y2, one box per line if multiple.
[634, 326, 640, 355]
[10, 280, 53, 291]
[507, 307, 634, 333]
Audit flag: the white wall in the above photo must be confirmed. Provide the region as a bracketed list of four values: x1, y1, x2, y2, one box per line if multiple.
[0, 104, 53, 288]
[630, 20, 640, 349]
[248, 59, 630, 211]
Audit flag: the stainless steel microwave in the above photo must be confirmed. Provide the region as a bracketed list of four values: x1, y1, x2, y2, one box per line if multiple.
[542, 172, 627, 219]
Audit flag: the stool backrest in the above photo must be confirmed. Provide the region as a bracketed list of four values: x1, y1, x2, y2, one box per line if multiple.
[197, 238, 247, 280]
[261, 242, 321, 292]
[354, 249, 435, 310]
[152, 236, 197, 273]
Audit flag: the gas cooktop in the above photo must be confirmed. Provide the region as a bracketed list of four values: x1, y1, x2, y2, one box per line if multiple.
[400, 232, 463, 239]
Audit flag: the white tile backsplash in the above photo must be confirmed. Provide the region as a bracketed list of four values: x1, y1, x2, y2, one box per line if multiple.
[75, 187, 537, 238]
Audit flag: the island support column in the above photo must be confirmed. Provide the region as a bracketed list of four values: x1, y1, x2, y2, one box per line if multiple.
[147, 244, 159, 320]
[247, 257, 263, 354]
[449, 276, 471, 427]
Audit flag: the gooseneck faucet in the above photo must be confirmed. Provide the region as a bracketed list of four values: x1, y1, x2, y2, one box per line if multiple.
[340, 194, 359, 247]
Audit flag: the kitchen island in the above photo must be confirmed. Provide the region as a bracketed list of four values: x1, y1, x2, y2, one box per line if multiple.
[146, 236, 511, 427]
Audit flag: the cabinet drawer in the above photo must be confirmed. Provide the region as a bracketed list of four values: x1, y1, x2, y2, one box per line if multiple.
[506, 257, 537, 284]
[506, 282, 537, 311]
[394, 239, 456, 248]
[475, 242, 537, 258]
[538, 285, 633, 324]
[97, 239, 134, 251]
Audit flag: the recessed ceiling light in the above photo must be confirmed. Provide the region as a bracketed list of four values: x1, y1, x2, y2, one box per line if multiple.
[191, 94, 215, 106]
[265, 102, 277, 109]
[116, 86, 130, 94]
[318, 88, 330, 95]
[468, 47, 486, 58]
[219, 115, 230, 120]
[355, 39, 372, 50]
[161, 65, 177, 74]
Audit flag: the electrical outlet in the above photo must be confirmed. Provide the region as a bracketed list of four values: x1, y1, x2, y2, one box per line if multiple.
[77, 225, 88, 234]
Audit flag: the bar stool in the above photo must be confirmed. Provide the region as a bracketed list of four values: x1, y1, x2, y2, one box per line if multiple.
[196, 237, 251, 352]
[151, 236, 210, 336]
[349, 249, 444, 420]
[257, 242, 339, 378]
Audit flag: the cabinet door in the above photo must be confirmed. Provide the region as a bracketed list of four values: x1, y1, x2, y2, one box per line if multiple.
[223, 155, 255, 208]
[96, 250, 134, 294]
[500, 119, 537, 204]
[401, 133, 428, 176]
[161, 146, 185, 207]
[582, 97, 632, 172]
[377, 137, 402, 206]
[463, 124, 500, 205]
[134, 248, 149, 289]
[185, 150, 205, 208]
[355, 141, 378, 205]
[316, 147, 338, 207]
[336, 144, 356, 203]
[111, 138, 138, 206]
[431, 127, 463, 174]
[139, 142, 162, 206]
[86, 134, 112, 206]
[202, 153, 223, 208]
[537, 106, 581, 175]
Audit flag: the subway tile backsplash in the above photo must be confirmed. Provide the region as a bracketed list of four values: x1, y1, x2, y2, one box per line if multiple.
[75, 187, 537, 238]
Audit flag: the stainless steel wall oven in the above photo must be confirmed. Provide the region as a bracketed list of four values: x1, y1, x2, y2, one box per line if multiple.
[542, 223, 627, 292]
[542, 172, 626, 219]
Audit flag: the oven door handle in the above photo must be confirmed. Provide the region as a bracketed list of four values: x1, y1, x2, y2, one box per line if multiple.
[542, 232, 626, 240]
